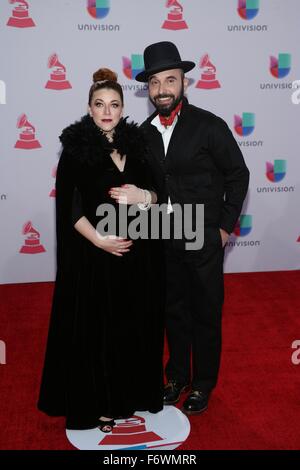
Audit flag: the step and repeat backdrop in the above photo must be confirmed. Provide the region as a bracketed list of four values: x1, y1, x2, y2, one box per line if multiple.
[1, 0, 299, 283]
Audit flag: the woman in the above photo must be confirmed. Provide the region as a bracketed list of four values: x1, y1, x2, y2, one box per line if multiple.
[38, 68, 165, 432]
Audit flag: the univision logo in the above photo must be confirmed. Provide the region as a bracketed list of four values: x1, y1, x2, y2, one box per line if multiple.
[227, 0, 267, 32]
[270, 53, 291, 79]
[266, 160, 286, 182]
[234, 214, 252, 237]
[123, 55, 144, 80]
[260, 53, 293, 90]
[234, 112, 263, 148]
[229, 214, 260, 247]
[237, 0, 259, 20]
[256, 160, 295, 193]
[79, 0, 119, 31]
[87, 0, 110, 19]
[234, 112, 254, 136]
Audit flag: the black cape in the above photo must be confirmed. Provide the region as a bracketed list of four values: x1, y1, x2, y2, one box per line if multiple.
[38, 115, 165, 429]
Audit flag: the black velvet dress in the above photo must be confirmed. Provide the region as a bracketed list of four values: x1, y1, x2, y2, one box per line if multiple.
[37, 116, 165, 430]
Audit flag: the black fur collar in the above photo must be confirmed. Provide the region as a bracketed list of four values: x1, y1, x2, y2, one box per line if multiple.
[59, 115, 145, 166]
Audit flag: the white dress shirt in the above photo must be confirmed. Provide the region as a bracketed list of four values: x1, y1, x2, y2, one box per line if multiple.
[151, 113, 179, 213]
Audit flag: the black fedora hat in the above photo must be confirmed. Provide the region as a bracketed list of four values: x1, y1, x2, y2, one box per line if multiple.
[135, 41, 195, 82]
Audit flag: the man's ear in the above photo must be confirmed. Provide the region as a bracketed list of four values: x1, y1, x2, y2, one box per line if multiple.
[183, 77, 189, 92]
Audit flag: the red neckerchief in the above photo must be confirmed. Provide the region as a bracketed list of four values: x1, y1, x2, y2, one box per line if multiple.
[159, 101, 182, 127]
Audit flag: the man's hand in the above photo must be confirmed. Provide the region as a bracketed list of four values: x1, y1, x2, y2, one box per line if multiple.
[219, 228, 230, 247]
[109, 184, 144, 205]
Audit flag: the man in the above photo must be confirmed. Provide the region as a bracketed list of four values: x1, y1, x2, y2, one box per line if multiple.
[136, 42, 249, 415]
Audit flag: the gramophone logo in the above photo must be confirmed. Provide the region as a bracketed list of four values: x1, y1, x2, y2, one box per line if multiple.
[14, 114, 41, 149]
[66, 407, 190, 450]
[49, 166, 57, 198]
[87, 0, 110, 19]
[234, 113, 255, 136]
[162, 0, 188, 30]
[7, 0, 36, 28]
[237, 0, 259, 20]
[196, 55, 221, 89]
[123, 55, 144, 80]
[99, 415, 163, 447]
[266, 160, 286, 183]
[45, 54, 72, 90]
[270, 53, 291, 79]
[234, 215, 252, 237]
[19, 221, 46, 254]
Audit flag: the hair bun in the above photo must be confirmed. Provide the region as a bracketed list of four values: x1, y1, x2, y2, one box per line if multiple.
[93, 68, 117, 83]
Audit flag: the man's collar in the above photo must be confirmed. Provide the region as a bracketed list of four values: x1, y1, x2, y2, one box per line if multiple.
[151, 113, 179, 133]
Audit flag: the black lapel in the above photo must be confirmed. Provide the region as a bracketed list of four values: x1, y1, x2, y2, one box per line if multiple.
[146, 121, 165, 163]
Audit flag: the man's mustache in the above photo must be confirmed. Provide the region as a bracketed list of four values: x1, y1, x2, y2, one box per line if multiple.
[154, 94, 175, 101]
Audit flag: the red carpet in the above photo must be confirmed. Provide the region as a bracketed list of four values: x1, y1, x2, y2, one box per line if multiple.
[1, 271, 300, 450]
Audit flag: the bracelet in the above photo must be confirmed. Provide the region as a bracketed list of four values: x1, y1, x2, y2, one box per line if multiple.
[137, 189, 152, 210]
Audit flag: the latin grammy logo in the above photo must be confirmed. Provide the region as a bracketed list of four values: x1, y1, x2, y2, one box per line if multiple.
[162, 0, 188, 30]
[196, 54, 221, 89]
[66, 407, 190, 450]
[14, 114, 41, 149]
[6, 0, 35, 28]
[99, 415, 163, 446]
[19, 221, 46, 254]
[45, 54, 72, 90]
[49, 166, 57, 198]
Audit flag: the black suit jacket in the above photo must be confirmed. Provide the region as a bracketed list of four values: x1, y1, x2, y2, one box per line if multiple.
[141, 97, 250, 236]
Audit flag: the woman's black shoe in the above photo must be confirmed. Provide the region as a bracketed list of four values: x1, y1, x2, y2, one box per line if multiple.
[98, 418, 115, 433]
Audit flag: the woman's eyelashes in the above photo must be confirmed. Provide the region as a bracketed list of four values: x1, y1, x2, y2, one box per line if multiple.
[94, 101, 120, 108]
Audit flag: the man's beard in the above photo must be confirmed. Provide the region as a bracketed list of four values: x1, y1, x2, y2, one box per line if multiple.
[150, 84, 184, 117]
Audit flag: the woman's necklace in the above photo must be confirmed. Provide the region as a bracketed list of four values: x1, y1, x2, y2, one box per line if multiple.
[100, 128, 114, 142]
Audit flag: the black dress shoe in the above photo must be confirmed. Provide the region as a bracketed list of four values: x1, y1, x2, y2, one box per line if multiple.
[182, 390, 210, 415]
[163, 379, 189, 405]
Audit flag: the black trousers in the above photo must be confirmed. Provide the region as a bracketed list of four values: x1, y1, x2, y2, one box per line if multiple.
[164, 231, 224, 393]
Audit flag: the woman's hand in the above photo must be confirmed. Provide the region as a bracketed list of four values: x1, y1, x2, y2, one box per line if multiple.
[94, 234, 133, 257]
[109, 184, 145, 205]
[74, 216, 132, 256]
